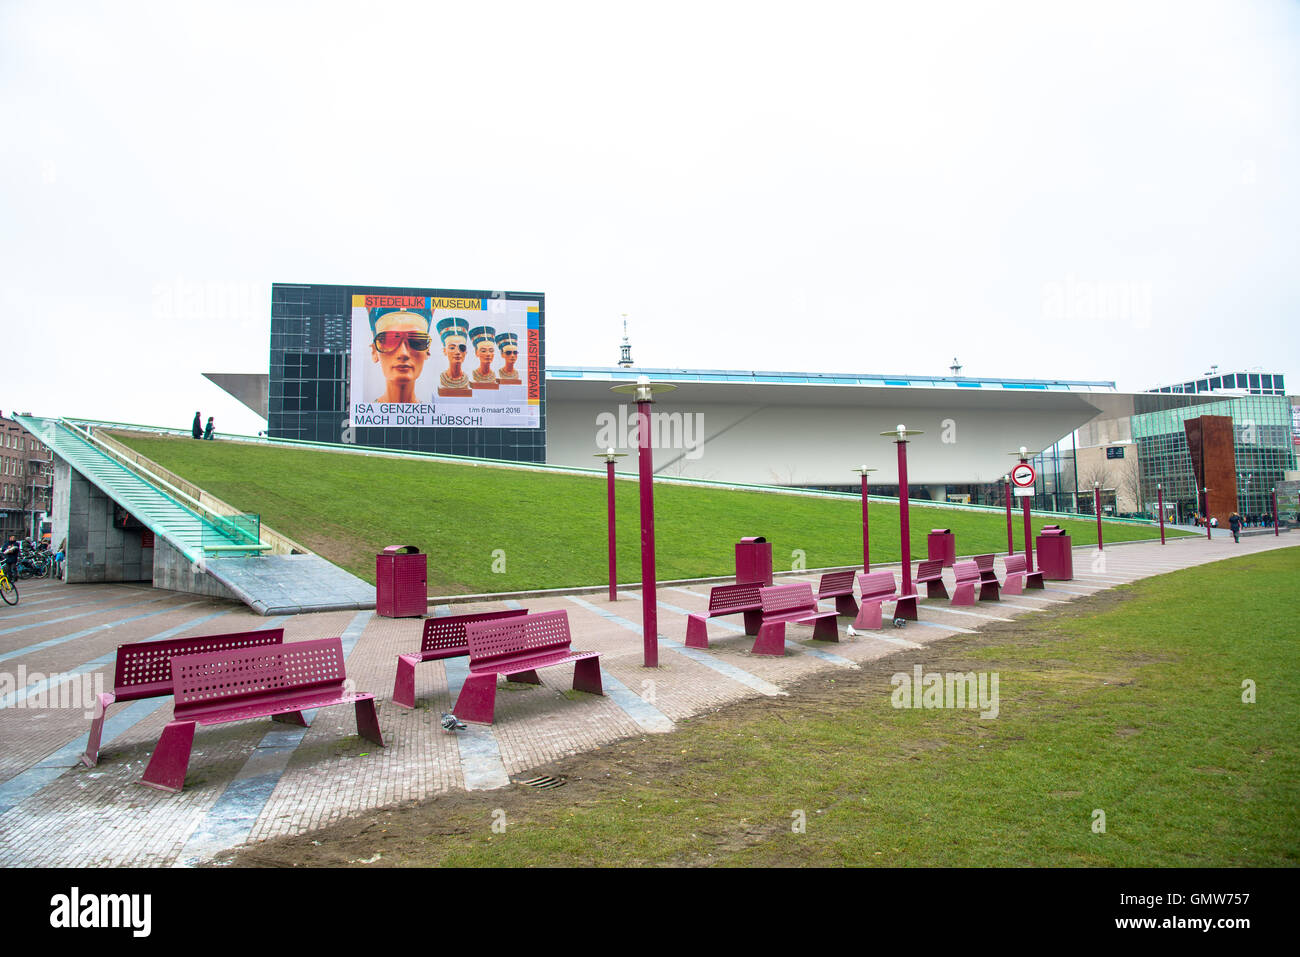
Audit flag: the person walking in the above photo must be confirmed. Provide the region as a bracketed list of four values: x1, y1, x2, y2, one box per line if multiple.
[203, 416, 215, 440]
[1229, 511, 1242, 543]
[192, 411, 202, 439]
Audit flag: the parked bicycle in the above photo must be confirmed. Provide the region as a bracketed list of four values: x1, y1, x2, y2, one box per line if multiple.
[0, 564, 17, 605]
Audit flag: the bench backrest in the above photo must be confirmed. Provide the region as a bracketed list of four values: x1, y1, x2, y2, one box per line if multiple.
[954, 560, 980, 584]
[465, 610, 572, 668]
[113, 629, 285, 701]
[856, 571, 898, 602]
[421, 609, 528, 656]
[816, 570, 856, 597]
[171, 637, 345, 718]
[973, 554, 997, 581]
[1003, 554, 1027, 575]
[707, 582, 763, 615]
[759, 583, 817, 616]
[915, 560, 943, 582]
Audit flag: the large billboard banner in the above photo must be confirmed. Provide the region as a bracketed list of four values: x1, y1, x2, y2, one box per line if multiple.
[349, 294, 540, 428]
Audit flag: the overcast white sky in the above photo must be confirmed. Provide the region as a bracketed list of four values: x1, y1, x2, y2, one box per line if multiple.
[2, 0, 1297, 436]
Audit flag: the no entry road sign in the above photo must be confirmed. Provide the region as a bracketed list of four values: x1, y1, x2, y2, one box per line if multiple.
[1011, 463, 1036, 488]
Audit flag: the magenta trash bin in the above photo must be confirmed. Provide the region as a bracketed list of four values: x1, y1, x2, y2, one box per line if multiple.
[735, 536, 773, 587]
[376, 545, 427, 618]
[1035, 526, 1073, 580]
[926, 529, 956, 567]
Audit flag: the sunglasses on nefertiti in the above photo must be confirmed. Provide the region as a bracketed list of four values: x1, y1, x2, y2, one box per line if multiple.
[503, 349, 518, 357]
[373, 332, 432, 353]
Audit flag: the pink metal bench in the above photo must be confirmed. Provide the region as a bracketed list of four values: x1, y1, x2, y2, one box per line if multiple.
[816, 570, 859, 617]
[915, 560, 948, 600]
[752, 583, 840, 656]
[684, 582, 764, 649]
[952, 560, 980, 605]
[852, 571, 917, 629]
[453, 610, 603, 724]
[973, 554, 1001, 602]
[392, 609, 528, 708]
[140, 637, 383, 793]
[1002, 554, 1028, 594]
[83, 628, 285, 768]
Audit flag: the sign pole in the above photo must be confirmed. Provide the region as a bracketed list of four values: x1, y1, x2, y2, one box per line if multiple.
[1202, 487, 1212, 541]
[1004, 475, 1013, 555]
[1007, 450, 1037, 570]
[1273, 487, 1279, 537]
[882, 426, 924, 598]
[1094, 482, 1103, 550]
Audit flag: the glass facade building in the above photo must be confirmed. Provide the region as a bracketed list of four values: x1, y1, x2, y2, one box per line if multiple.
[1132, 394, 1296, 520]
[270, 282, 546, 462]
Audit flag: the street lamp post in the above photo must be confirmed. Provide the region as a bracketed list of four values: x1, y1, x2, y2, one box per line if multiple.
[610, 376, 677, 667]
[593, 448, 628, 602]
[1093, 481, 1102, 550]
[1201, 487, 1212, 541]
[1273, 487, 1279, 537]
[851, 466, 877, 573]
[1157, 483, 1165, 545]
[881, 425, 924, 600]
[1003, 474, 1013, 555]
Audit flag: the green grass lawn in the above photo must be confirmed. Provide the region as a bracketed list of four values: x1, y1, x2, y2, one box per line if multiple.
[229, 547, 1300, 867]
[114, 432, 1190, 594]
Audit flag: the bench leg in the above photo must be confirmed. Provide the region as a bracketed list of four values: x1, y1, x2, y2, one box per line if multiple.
[979, 582, 1001, 602]
[834, 594, 859, 618]
[572, 658, 603, 696]
[392, 654, 419, 709]
[926, 580, 949, 600]
[140, 720, 196, 793]
[508, 670, 541, 685]
[751, 621, 787, 656]
[453, 673, 499, 725]
[811, 616, 840, 642]
[853, 601, 884, 630]
[272, 711, 308, 726]
[685, 614, 710, 649]
[81, 691, 117, 768]
[1003, 574, 1024, 596]
[1026, 572, 1045, 590]
[894, 596, 918, 621]
[952, 583, 975, 606]
[742, 609, 763, 636]
[354, 698, 384, 747]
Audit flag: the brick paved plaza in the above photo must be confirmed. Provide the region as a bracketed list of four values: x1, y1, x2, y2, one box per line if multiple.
[0, 533, 1292, 867]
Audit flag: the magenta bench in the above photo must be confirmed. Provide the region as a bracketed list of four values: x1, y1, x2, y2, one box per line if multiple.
[915, 560, 948, 600]
[140, 637, 383, 793]
[816, 570, 859, 617]
[83, 628, 285, 768]
[453, 610, 603, 724]
[392, 609, 528, 708]
[752, 583, 839, 655]
[1002, 554, 1028, 594]
[852, 571, 918, 629]
[953, 559, 1001, 604]
[685, 582, 764, 649]
[973, 554, 1001, 602]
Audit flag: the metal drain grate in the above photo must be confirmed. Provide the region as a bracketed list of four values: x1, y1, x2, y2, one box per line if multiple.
[518, 775, 567, 789]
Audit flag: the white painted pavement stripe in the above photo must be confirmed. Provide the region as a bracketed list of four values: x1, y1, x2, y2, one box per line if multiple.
[847, 629, 922, 649]
[566, 596, 786, 697]
[503, 599, 524, 609]
[0, 600, 207, 664]
[621, 591, 857, 668]
[0, 594, 175, 638]
[919, 606, 1014, 622]
[910, 618, 977, 634]
[443, 658, 510, 790]
[599, 672, 675, 733]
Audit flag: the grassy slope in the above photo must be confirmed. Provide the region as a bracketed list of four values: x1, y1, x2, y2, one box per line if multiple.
[115, 432, 1190, 593]
[233, 547, 1299, 867]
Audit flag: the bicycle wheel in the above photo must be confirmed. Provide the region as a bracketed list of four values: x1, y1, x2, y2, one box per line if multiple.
[0, 576, 16, 605]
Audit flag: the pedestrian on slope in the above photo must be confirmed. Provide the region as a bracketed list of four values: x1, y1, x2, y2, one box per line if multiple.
[1229, 511, 1242, 543]
[203, 416, 215, 440]
[192, 411, 202, 439]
